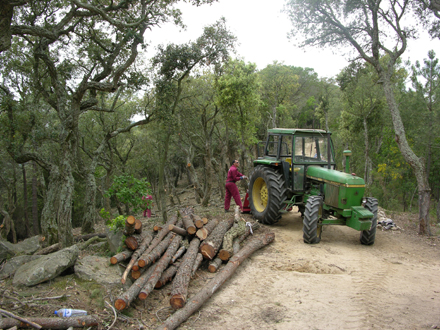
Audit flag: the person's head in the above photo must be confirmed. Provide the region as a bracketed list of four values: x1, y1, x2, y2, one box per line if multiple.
[231, 159, 239, 167]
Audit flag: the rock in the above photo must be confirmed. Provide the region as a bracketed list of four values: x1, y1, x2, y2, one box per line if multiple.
[0, 255, 43, 279]
[74, 255, 131, 287]
[13, 245, 79, 287]
[106, 227, 124, 254]
[0, 240, 15, 263]
[0, 236, 41, 263]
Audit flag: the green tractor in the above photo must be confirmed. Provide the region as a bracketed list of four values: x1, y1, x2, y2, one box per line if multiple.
[248, 128, 377, 245]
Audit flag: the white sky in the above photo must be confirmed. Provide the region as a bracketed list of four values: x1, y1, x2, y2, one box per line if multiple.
[144, 0, 440, 79]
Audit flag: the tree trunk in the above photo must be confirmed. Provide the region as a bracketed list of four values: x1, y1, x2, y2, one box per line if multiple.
[196, 218, 219, 241]
[199, 217, 234, 260]
[191, 253, 203, 277]
[22, 163, 31, 237]
[138, 232, 175, 268]
[138, 235, 183, 300]
[110, 250, 133, 265]
[382, 79, 431, 235]
[158, 132, 171, 223]
[121, 232, 153, 284]
[0, 315, 98, 329]
[32, 161, 39, 235]
[155, 261, 181, 289]
[81, 171, 97, 234]
[208, 257, 222, 273]
[170, 238, 200, 309]
[115, 263, 157, 310]
[181, 209, 196, 235]
[156, 232, 275, 330]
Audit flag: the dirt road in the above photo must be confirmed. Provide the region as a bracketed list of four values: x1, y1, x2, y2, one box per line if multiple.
[182, 210, 440, 330]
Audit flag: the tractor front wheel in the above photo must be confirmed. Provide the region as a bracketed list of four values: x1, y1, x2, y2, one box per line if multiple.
[303, 196, 323, 244]
[249, 165, 286, 225]
[360, 197, 378, 245]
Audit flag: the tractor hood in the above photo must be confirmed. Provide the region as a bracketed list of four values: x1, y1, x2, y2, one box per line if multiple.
[306, 166, 365, 187]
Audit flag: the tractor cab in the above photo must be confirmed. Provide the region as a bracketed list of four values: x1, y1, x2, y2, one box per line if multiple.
[259, 128, 336, 192]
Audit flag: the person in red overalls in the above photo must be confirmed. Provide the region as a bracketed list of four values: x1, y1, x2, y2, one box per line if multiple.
[224, 160, 247, 212]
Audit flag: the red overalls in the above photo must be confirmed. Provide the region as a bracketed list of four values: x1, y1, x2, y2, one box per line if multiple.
[224, 165, 244, 211]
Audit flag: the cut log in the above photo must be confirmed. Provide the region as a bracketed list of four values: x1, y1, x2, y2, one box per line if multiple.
[142, 215, 179, 257]
[191, 253, 203, 277]
[138, 232, 175, 268]
[125, 232, 149, 251]
[156, 232, 275, 330]
[199, 217, 234, 260]
[132, 261, 139, 271]
[131, 268, 143, 280]
[135, 218, 143, 234]
[208, 257, 222, 273]
[114, 264, 156, 310]
[138, 235, 183, 300]
[181, 208, 196, 235]
[172, 245, 187, 263]
[155, 261, 181, 289]
[218, 215, 247, 261]
[125, 215, 136, 236]
[169, 224, 187, 236]
[153, 225, 162, 232]
[169, 238, 201, 309]
[195, 218, 219, 241]
[121, 233, 154, 284]
[0, 315, 98, 328]
[191, 214, 204, 229]
[110, 250, 133, 265]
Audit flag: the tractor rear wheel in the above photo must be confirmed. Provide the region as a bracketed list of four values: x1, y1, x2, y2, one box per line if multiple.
[303, 196, 323, 244]
[249, 165, 286, 225]
[360, 197, 378, 245]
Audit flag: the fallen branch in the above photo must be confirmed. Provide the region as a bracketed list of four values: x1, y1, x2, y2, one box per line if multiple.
[0, 308, 41, 329]
[0, 314, 98, 329]
[156, 232, 275, 330]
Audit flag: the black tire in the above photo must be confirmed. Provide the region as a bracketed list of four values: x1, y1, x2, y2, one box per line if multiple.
[249, 165, 286, 225]
[303, 196, 323, 244]
[360, 197, 378, 245]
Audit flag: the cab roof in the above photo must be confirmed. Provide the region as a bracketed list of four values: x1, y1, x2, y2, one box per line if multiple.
[268, 128, 330, 135]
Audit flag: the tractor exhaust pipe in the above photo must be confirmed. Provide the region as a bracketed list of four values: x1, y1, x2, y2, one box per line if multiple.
[343, 150, 352, 173]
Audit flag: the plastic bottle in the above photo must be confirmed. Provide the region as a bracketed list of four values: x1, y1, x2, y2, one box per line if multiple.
[54, 308, 87, 317]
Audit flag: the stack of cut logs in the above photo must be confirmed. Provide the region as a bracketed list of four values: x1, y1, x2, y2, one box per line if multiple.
[109, 206, 265, 315]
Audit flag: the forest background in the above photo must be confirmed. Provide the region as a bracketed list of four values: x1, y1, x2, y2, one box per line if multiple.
[1, 0, 440, 248]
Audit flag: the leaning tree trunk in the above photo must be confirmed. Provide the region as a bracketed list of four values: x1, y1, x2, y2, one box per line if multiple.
[156, 232, 275, 330]
[382, 79, 431, 235]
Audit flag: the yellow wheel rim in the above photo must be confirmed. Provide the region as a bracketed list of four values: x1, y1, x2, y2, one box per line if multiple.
[252, 177, 268, 213]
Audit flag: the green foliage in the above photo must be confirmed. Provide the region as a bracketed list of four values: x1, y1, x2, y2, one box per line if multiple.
[105, 174, 152, 214]
[106, 215, 126, 232]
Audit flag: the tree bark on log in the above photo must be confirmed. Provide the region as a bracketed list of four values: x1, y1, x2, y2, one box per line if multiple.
[199, 217, 234, 260]
[138, 235, 183, 300]
[169, 238, 200, 309]
[169, 224, 187, 236]
[195, 218, 219, 241]
[181, 209, 196, 235]
[218, 222, 246, 261]
[156, 232, 275, 330]
[191, 214, 204, 229]
[121, 233, 154, 283]
[208, 257, 222, 273]
[125, 232, 149, 251]
[115, 264, 156, 310]
[110, 250, 133, 265]
[172, 245, 187, 263]
[33, 243, 60, 255]
[135, 218, 142, 234]
[0, 315, 99, 329]
[142, 215, 179, 257]
[138, 232, 175, 268]
[125, 215, 136, 236]
[155, 261, 181, 289]
[191, 253, 203, 277]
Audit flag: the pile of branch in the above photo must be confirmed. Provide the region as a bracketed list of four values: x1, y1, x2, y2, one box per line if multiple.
[110, 206, 264, 318]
